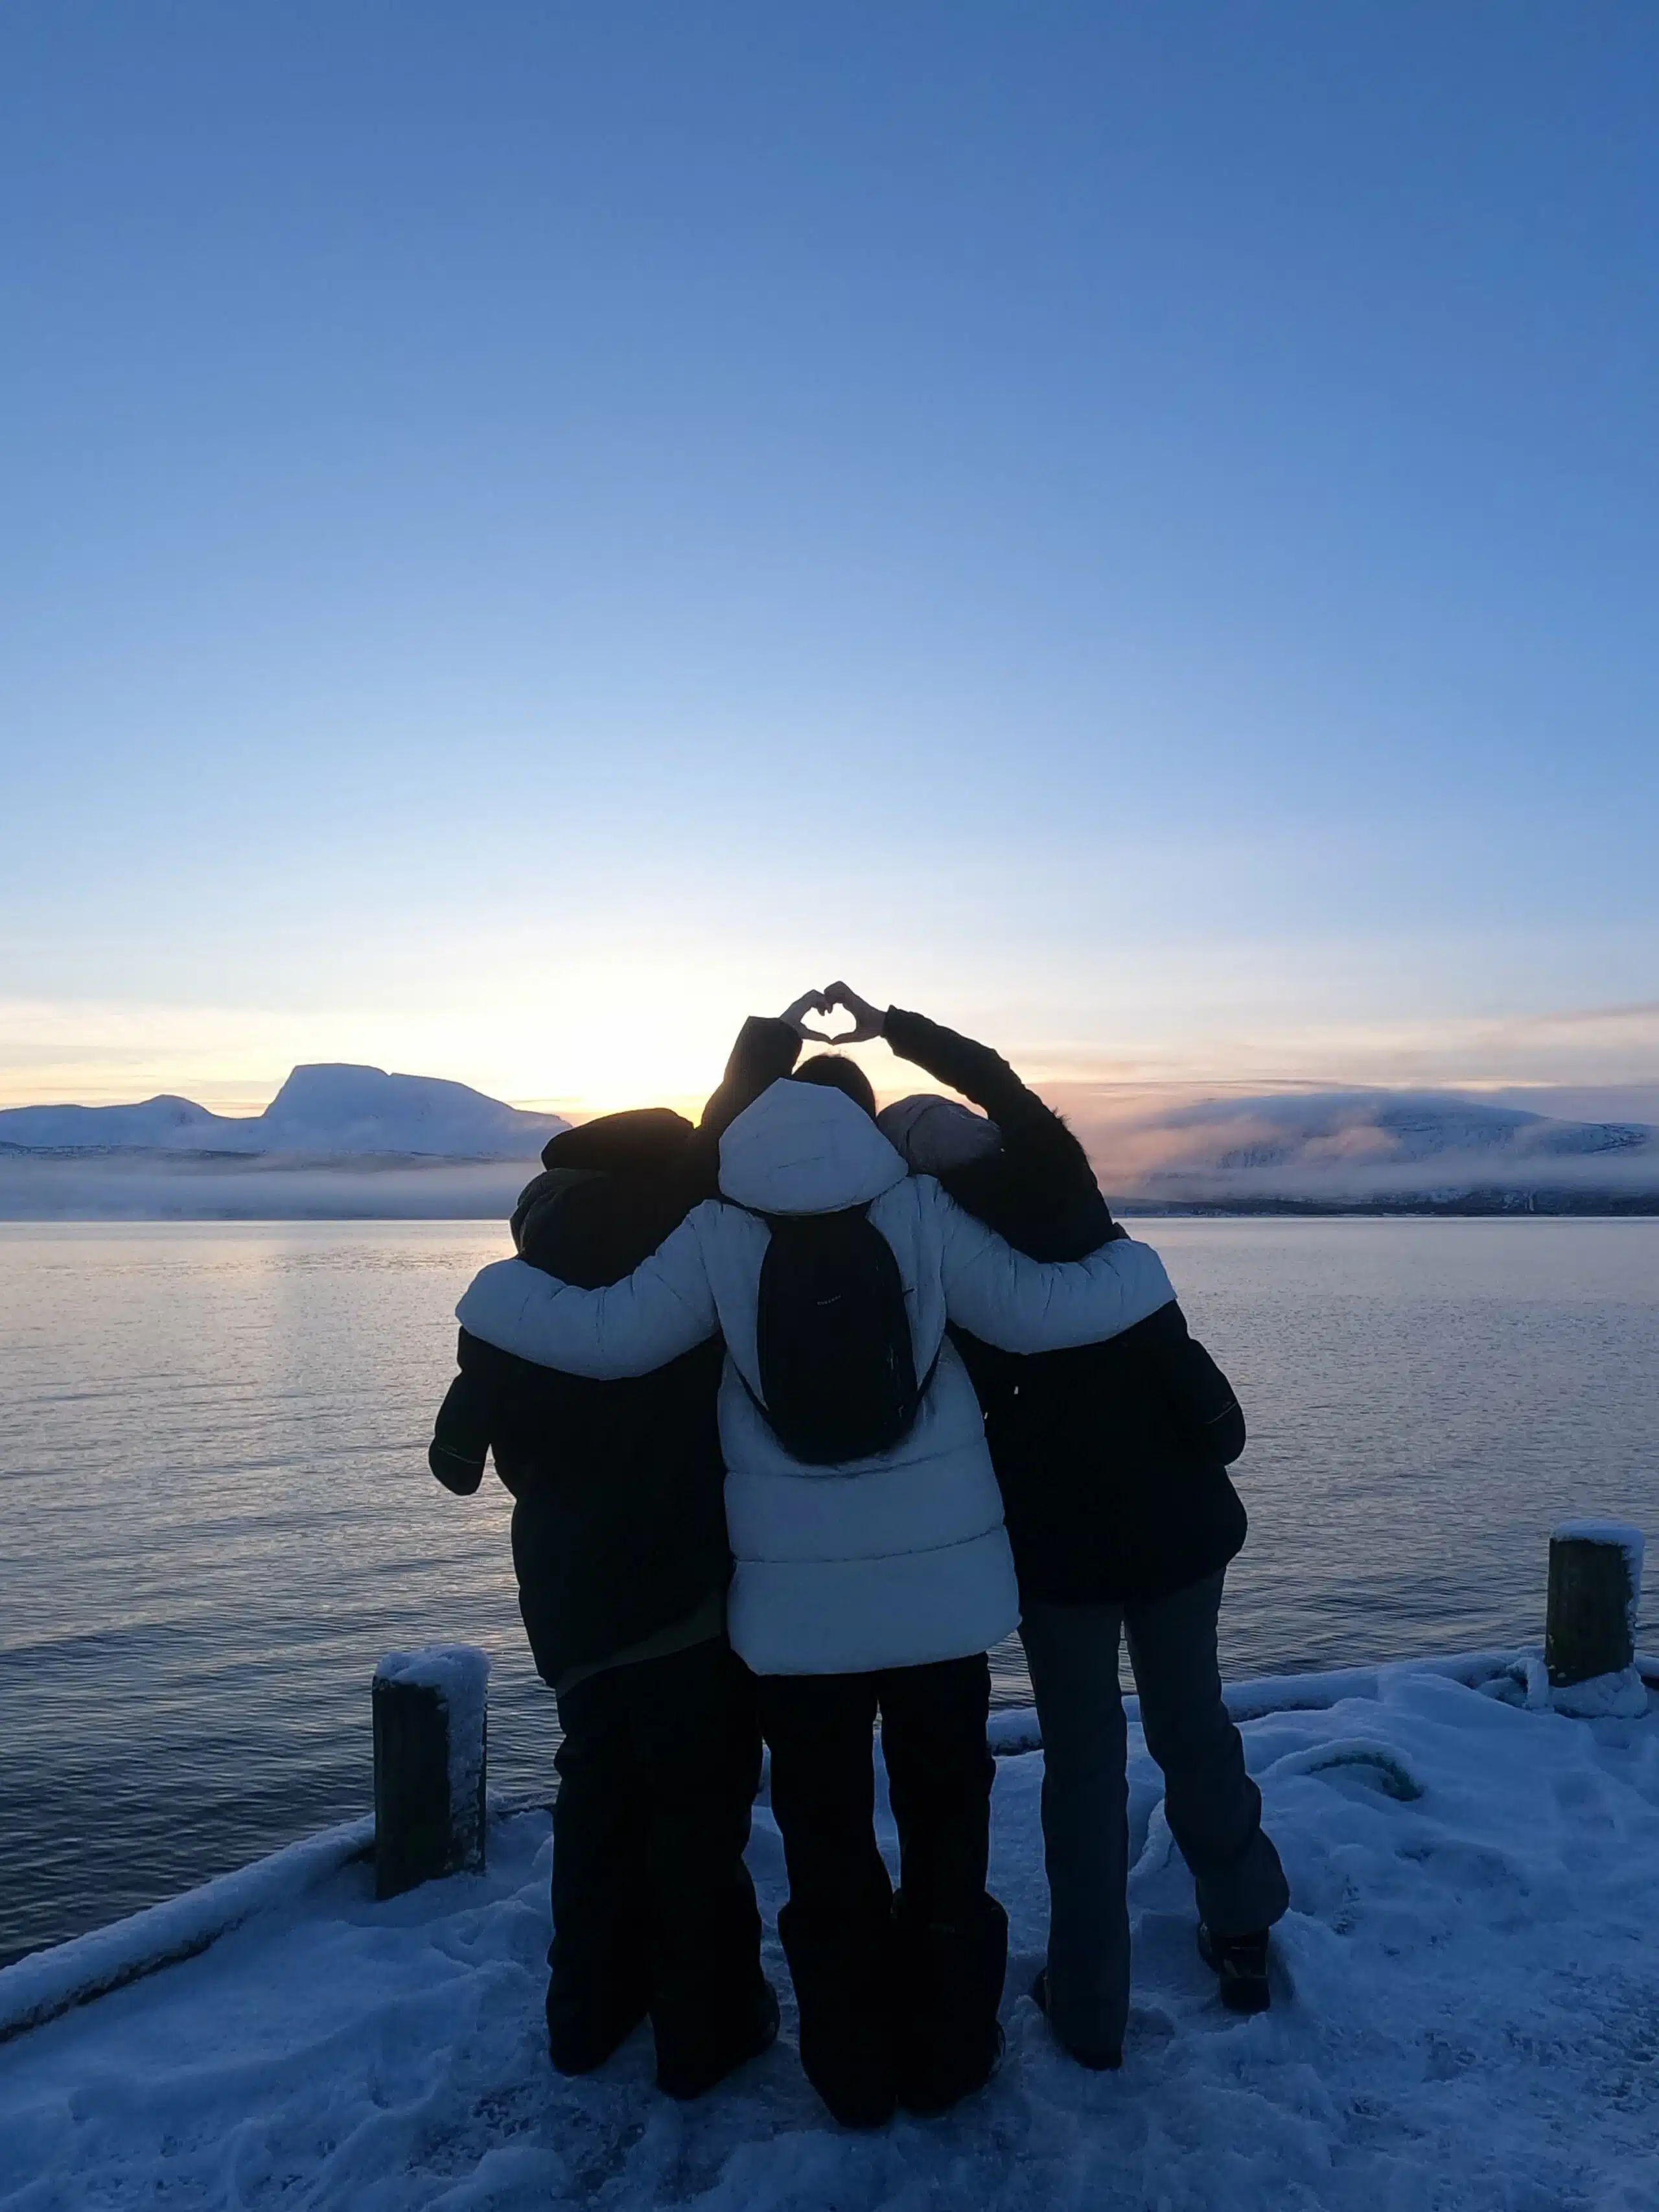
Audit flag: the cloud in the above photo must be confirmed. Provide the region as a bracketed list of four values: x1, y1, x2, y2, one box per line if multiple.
[1002, 997, 1659, 1096]
[5, 973, 1658, 1130]
[1515, 1001, 1659, 1029]
[0, 1154, 531, 1223]
[7, 1081, 1656, 1218]
[1034, 1084, 1659, 1203]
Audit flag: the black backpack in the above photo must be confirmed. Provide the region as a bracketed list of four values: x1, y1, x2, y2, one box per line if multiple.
[745, 1205, 936, 1465]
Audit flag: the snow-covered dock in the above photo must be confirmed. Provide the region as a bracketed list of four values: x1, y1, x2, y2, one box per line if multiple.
[4, 1653, 1657, 2211]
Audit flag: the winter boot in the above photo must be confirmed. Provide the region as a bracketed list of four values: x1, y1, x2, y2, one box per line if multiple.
[892, 1892, 1009, 2116]
[546, 1979, 651, 2075]
[1196, 1923, 1271, 2014]
[778, 1894, 898, 2128]
[1030, 1968, 1122, 2071]
[655, 1977, 780, 2101]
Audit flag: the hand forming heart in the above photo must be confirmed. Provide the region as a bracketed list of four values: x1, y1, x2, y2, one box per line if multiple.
[778, 982, 887, 1046]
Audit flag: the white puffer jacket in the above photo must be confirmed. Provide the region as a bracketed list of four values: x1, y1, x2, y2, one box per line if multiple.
[456, 1078, 1175, 1675]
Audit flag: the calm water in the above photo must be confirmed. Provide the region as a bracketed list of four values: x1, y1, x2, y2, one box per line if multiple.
[3, 1217, 1656, 1965]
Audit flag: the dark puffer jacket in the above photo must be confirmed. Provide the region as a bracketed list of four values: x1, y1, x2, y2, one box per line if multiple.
[883, 1007, 1248, 1607]
[427, 1025, 806, 1686]
[429, 1112, 727, 1685]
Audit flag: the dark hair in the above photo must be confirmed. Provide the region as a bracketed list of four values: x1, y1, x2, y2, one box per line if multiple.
[791, 1054, 877, 1119]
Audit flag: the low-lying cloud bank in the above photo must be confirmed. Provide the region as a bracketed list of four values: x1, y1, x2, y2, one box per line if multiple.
[3, 1089, 1657, 1220]
[1052, 1089, 1659, 1212]
[0, 1155, 533, 1222]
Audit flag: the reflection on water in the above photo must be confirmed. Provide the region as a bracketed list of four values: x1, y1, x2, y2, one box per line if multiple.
[3, 1217, 1656, 1962]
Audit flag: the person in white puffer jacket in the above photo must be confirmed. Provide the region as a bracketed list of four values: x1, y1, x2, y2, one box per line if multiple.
[457, 1057, 1175, 2128]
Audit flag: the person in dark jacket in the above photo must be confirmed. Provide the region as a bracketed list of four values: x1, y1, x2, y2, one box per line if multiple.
[427, 1021, 811, 2102]
[820, 983, 1289, 2067]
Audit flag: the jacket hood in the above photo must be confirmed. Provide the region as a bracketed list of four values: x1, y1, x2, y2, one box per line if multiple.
[511, 1165, 603, 1259]
[542, 1106, 692, 1172]
[878, 1093, 1002, 1174]
[718, 1077, 909, 1217]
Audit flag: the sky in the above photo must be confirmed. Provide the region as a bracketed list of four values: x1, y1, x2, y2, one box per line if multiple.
[3, 2, 1656, 1120]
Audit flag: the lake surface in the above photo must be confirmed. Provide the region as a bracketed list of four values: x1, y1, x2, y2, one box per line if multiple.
[3, 1217, 1656, 1966]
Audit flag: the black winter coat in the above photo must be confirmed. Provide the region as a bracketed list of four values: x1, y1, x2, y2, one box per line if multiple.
[883, 1007, 1248, 1607]
[430, 1141, 725, 1686]
[426, 1025, 804, 1686]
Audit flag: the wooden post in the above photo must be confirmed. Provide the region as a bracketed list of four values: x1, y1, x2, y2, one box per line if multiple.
[1546, 1522, 1643, 1688]
[373, 1646, 489, 1900]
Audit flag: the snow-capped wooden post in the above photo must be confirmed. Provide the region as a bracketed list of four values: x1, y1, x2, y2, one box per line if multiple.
[1546, 1522, 1644, 1688]
[373, 1646, 490, 1900]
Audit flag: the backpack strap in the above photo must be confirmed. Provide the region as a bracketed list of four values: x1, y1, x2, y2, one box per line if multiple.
[725, 1200, 810, 1428]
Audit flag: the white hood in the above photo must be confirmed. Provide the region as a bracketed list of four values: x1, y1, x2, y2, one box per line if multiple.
[717, 1078, 908, 1217]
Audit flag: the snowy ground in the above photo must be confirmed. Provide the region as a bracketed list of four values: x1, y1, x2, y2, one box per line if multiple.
[4, 1659, 1658, 2211]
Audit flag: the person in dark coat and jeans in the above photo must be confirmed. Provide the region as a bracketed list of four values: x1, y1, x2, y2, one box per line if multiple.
[428, 1034, 809, 2102]
[820, 983, 1290, 2069]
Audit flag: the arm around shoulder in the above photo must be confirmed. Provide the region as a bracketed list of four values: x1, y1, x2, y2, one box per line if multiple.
[933, 1185, 1174, 1353]
[455, 1213, 719, 1378]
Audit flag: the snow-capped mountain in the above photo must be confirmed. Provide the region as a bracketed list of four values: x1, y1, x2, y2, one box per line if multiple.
[5, 1075, 1656, 1212]
[0, 1065, 569, 1161]
[1148, 1091, 1654, 1171]
[1085, 1090, 1659, 1209]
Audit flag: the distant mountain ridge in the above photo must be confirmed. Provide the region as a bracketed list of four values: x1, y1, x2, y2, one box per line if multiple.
[1150, 1091, 1654, 1169]
[0, 1065, 570, 1161]
[1085, 1089, 1659, 1211]
[3, 1073, 1657, 1214]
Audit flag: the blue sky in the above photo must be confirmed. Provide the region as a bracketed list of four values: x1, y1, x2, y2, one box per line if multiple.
[4, 2, 1655, 1115]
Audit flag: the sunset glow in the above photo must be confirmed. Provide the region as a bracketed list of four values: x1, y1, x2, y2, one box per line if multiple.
[4, 8, 1654, 1127]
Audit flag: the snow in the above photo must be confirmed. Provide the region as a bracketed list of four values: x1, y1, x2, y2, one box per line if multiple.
[1552, 1519, 1647, 1666]
[375, 1647, 492, 1824]
[1085, 1089, 1659, 1207]
[1553, 1517, 1645, 1590]
[5, 1080, 1657, 1211]
[0, 1067, 567, 1163]
[1538, 1664, 1650, 1719]
[0, 1816, 373, 2046]
[257, 1068, 566, 1161]
[5, 1657, 1658, 2209]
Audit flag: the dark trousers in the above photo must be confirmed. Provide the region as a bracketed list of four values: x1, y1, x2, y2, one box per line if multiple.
[1019, 1570, 1290, 2060]
[549, 1638, 764, 2088]
[757, 1655, 1006, 2123]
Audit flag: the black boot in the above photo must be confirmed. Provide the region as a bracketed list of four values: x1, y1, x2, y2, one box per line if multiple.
[892, 1892, 1008, 2116]
[546, 1981, 650, 2075]
[778, 1895, 898, 2128]
[1196, 1923, 1271, 2014]
[655, 1977, 780, 2101]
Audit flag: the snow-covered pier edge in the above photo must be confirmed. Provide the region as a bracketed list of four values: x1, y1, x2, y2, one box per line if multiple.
[7, 1643, 1656, 2051]
[7, 1640, 1659, 2211]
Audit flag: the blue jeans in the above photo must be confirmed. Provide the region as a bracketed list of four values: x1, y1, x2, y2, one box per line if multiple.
[1019, 1571, 1288, 2058]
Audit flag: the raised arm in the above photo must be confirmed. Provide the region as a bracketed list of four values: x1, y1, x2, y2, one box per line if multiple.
[822, 983, 1115, 1255]
[883, 1005, 1054, 1141]
[931, 1184, 1173, 1353]
[455, 1213, 719, 1379]
[699, 1010, 810, 1140]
